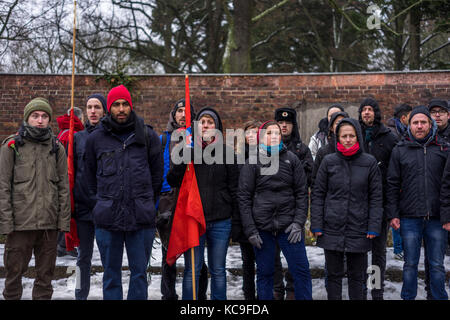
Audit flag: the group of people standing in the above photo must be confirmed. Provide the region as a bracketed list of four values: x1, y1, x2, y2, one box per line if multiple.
[0, 83, 448, 301]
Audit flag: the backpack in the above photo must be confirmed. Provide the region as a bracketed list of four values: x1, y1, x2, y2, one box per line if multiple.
[5, 132, 60, 164]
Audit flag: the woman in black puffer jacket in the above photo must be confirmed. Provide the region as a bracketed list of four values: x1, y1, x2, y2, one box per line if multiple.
[238, 120, 312, 300]
[310, 118, 383, 300]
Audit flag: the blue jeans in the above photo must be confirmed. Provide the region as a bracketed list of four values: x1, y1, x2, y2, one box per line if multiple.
[95, 228, 155, 300]
[75, 220, 95, 300]
[182, 218, 231, 300]
[400, 218, 448, 300]
[254, 230, 312, 300]
[391, 227, 403, 254]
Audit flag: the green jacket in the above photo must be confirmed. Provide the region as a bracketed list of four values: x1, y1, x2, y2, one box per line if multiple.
[0, 135, 71, 234]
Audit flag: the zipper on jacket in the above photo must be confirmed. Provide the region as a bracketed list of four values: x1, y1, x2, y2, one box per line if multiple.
[423, 146, 430, 220]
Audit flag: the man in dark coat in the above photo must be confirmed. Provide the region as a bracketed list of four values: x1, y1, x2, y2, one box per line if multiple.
[273, 107, 313, 300]
[84, 85, 163, 300]
[386, 103, 412, 140]
[72, 93, 107, 300]
[428, 98, 450, 144]
[358, 97, 399, 300]
[386, 106, 449, 300]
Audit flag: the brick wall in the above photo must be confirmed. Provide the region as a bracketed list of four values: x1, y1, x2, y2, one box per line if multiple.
[0, 71, 449, 142]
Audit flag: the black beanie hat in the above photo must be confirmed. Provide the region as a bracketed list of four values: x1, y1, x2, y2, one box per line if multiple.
[87, 93, 107, 113]
[409, 105, 432, 124]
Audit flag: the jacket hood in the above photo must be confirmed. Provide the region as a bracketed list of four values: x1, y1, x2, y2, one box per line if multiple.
[195, 106, 223, 132]
[358, 98, 382, 125]
[56, 114, 84, 132]
[404, 117, 439, 147]
[328, 111, 349, 134]
[335, 117, 366, 153]
[166, 98, 196, 132]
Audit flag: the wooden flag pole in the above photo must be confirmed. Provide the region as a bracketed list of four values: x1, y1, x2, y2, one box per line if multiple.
[71, 1, 76, 111]
[191, 247, 196, 300]
[186, 74, 197, 300]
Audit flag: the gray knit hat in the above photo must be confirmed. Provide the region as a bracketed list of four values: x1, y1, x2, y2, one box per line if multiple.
[24, 97, 52, 122]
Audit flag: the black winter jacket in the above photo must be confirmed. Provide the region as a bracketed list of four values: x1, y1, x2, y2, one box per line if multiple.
[238, 146, 308, 239]
[386, 123, 449, 221]
[440, 155, 450, 224]
[438, 121, 450, 144]
[310, 118, 383, 253]
[166, 107, 239, 223]
[359, 103, 399, 197]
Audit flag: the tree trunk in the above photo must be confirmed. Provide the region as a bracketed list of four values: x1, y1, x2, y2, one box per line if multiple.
[205, 0, 225, 73]
[229, 0, 253, 73]
[408, 6, 421, 70]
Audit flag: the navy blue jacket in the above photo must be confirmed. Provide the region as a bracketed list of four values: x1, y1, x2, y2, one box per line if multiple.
[73, 123, 97, 221]
[84, 114, 163, 231]
[386, 122, 449, 221]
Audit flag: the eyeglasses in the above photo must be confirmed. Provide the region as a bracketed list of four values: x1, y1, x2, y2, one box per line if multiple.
[430, 109, 448, 116]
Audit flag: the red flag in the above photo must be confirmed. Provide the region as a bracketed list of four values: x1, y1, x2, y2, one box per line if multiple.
[65, 108, 80, 251]
[166, 75, 206, 266]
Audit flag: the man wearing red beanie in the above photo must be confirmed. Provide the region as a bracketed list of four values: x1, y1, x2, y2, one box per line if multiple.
[84, 84, 163, 300]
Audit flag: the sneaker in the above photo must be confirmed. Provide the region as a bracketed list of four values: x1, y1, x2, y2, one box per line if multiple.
[394, 252, 404, 261]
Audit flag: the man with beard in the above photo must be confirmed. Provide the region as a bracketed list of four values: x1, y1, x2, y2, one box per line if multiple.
[84, 85, 163, 300]
[358, 97, 399, 300]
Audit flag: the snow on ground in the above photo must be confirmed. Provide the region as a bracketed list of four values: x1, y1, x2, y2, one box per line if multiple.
[0, 240, 448, 300]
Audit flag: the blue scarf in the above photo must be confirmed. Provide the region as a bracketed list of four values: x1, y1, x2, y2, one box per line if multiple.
[259, 142, 283, 155]
[394, 118, 407, 137]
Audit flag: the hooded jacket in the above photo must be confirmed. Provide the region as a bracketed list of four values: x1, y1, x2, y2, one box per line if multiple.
[56, 114, 85, 149]
[0, 131, 71, 234]
[358, 98, 399, 205]
[238, 144, 308, 238]
[275, 107, 314, 187]
[166, 107, 239, 223]
[310, 118, 383, 253]
[311, 111, 349, 186]
[160, 99, 195, 193]
[84, 111, 163, 231]
[386, 120, 449, 222]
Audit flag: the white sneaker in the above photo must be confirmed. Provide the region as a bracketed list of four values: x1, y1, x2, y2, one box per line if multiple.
[394, 252, 404, 261]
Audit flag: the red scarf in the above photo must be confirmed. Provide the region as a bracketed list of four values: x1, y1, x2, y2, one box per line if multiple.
[337, 142, 360, 156]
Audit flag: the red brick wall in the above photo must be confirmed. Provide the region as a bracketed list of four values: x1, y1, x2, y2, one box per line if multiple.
[0, 72, 449, 141]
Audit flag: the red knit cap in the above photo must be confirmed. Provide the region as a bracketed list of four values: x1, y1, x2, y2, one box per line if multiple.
[107, 85, 133, 112]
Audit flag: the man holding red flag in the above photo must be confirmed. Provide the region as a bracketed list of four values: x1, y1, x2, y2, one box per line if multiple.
[157, 97, 209, 300]
[167, 97, 239, 299]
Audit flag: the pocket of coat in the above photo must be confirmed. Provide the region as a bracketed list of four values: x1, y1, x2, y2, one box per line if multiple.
[99, 151, 117, 176]
[134, 197, 156, 225]
[93, 199, 114, 226]
[13, 164, 32, 184]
